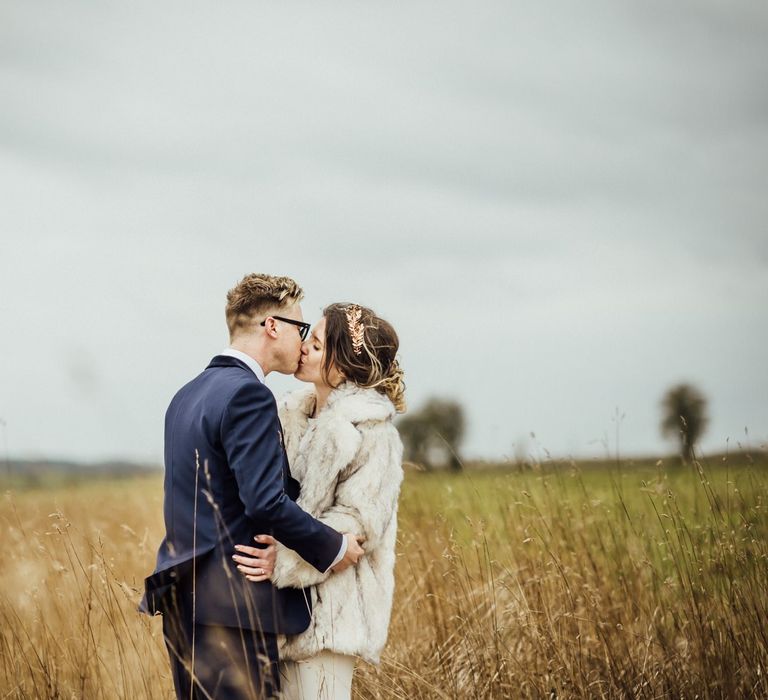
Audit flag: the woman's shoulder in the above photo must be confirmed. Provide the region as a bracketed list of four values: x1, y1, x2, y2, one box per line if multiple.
[325, 383, 396, 426]
[277, 386, 315, 423]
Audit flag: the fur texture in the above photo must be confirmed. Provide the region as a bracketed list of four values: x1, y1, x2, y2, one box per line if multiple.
[271, 382, 404, 664]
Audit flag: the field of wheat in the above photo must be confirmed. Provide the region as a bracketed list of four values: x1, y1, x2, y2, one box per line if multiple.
[1, 453, 766, 699]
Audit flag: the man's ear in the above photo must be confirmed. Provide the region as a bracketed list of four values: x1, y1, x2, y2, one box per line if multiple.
[263, 317, 279, 339]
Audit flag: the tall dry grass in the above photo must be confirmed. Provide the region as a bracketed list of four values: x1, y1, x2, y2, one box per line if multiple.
[1, 454, 766, 698]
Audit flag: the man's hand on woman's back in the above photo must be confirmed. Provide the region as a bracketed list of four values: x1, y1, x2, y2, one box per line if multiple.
[332, 533, 365, 573]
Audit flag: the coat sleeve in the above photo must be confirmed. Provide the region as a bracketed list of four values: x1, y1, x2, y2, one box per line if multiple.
[221, 381, 344, 573]
[271, 422, 404, 589]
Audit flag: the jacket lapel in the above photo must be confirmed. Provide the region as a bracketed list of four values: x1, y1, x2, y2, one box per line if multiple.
[278, 419, 301, 501]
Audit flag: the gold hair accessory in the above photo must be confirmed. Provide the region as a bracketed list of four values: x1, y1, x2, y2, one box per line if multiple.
[345, 304, 365, 355]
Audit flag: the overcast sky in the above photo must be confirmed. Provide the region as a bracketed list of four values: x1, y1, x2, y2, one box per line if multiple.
[1, 0, 767, 465]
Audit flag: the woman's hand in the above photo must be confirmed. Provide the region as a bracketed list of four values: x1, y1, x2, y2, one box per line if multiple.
[232, 534, 277, 583]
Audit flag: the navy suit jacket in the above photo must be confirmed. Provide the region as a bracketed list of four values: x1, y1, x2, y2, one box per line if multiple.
[140, 355, 343, 634]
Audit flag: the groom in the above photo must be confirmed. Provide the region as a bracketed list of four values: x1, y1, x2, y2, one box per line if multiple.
[140, 273, 364, 699]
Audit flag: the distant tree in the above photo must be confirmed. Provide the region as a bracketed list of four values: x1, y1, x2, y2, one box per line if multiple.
[661, 383, 708, 463]
[397, 398, 466, 471]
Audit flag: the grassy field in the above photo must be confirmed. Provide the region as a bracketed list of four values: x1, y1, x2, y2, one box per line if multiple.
[1, 453, 766, 698]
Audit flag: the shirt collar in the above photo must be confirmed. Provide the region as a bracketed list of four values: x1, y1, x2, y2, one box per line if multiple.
[220, 348, 266, 383]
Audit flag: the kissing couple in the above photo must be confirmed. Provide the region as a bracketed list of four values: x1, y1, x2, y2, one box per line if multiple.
[140, 273, 406, 699]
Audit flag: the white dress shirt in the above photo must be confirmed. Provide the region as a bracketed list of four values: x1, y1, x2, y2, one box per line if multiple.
[220, 347, 266, 383]
[219, 347, 347, 571]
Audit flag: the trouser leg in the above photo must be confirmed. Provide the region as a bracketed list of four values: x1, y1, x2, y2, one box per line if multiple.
[280, 650, 356, 700]
[161, 599, 197, 700]
[162, 600, 279, 699]
[191, 624, 279, 699]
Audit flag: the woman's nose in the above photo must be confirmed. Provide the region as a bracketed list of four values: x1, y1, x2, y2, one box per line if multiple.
[300, 342, 309, 355]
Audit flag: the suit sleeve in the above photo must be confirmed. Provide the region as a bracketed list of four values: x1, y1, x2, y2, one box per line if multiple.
[221, 381, 344, 573]
[271, 423, 404, 589]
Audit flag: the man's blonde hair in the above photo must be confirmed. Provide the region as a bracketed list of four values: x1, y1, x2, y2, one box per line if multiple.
[225, 273, 304, 338]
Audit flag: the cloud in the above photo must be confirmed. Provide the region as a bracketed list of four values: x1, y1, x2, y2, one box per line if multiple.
[1, 0, 767, 461]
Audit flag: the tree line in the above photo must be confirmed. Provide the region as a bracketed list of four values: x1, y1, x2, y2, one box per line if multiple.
[397, 383, 709, 470]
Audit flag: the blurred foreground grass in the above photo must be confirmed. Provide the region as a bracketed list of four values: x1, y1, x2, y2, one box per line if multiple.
[1, 453, 766, 698]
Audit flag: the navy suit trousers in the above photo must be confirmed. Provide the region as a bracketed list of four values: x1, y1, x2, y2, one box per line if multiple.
[161, 582, 280, 700]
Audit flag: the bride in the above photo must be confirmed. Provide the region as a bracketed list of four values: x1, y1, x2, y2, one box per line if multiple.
[232, 302, 405, 699]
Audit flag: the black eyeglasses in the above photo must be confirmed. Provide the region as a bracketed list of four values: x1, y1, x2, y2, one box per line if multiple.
[260, 316, 311, 341]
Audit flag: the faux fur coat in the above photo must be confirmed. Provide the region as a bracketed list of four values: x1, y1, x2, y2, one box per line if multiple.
[271, 382, 404, 664]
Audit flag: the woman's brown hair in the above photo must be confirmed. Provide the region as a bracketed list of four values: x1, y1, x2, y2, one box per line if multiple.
[321, 303, 406, 412]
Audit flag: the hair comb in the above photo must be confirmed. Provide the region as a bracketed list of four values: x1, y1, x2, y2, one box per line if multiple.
[345, 304, 365, 355]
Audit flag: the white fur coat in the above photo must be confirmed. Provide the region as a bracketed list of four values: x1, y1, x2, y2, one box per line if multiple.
[271, 382, 404, 664]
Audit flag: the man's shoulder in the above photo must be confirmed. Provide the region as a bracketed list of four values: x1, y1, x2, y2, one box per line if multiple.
[208, 368, 277, 420]
[208, 363, 272, 402]
[173, 359, 269, 409]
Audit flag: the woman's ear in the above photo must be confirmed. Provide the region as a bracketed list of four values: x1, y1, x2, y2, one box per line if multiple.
[329, 365, 346, 388]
